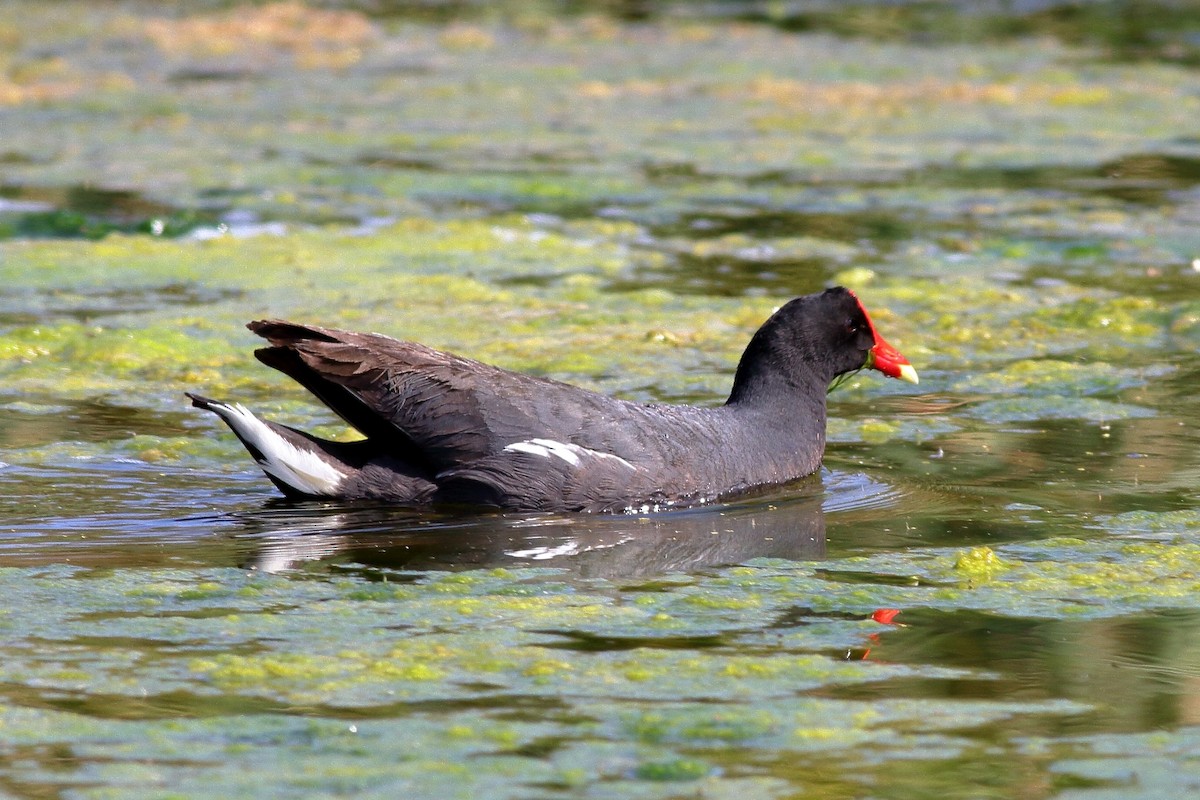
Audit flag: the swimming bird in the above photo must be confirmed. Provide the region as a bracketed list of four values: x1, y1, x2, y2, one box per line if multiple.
[188, 286, 917, 512]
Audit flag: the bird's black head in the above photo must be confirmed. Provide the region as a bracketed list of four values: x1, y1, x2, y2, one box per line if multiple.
[727, 287, 916, 405]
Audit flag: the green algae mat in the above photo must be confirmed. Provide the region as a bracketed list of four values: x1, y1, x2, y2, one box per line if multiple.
[4, 2, 1200, 797]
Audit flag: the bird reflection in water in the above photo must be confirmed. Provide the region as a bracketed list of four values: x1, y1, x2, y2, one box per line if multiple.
[233, 476, 830, 578]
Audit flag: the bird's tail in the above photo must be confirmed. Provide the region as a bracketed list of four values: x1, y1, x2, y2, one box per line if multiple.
[186, 393, 347, 498]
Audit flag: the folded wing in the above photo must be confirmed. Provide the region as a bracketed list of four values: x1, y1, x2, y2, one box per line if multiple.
[248, 320, 645, 475]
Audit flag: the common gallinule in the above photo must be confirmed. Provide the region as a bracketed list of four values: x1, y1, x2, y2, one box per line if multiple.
[188, 287, 917, 512]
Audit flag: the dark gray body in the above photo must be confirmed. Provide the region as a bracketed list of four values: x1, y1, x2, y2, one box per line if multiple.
[191, 288, 878, 512]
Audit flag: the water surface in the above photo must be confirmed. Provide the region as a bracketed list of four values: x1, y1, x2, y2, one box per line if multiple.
[3, 2, 1200, 797]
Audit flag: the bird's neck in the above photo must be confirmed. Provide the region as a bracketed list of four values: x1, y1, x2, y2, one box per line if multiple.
[725, 362, 828, 409]
[717, 371, 830, 481]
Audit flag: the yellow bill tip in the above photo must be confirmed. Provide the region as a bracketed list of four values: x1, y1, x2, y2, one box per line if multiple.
[897, 363, 919, 385]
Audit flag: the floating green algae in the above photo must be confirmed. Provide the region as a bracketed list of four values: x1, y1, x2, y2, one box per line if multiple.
[4, 217, 1188, 433]
[1100, 509, 1200, 539]
[4, 2, 1200, 224]
[966, 396, 1157, 424]
[0, 558, 1104, 799]
[2, 532, 1198, 716]
[953, 359, 1174, 398]
[1030, 727, 1200, 800]
[0, 219, 763, 405]
[952, 545, 1011, 582]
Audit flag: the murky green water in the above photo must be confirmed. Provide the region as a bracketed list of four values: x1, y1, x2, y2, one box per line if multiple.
[3, 2, 1200, 797]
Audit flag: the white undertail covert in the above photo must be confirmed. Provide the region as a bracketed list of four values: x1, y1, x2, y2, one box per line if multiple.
[206, 402, 346, 496]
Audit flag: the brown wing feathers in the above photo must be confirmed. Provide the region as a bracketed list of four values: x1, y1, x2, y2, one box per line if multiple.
[247, 319, 506, 470]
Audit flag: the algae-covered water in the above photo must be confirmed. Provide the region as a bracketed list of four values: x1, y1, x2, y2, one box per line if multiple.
[4, 2, 1200, 797]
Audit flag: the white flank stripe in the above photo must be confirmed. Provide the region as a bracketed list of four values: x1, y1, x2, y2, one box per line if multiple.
[504, 438, 579, 466]
[209, 402, 346, 496]
[503, 438, 637, 471]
